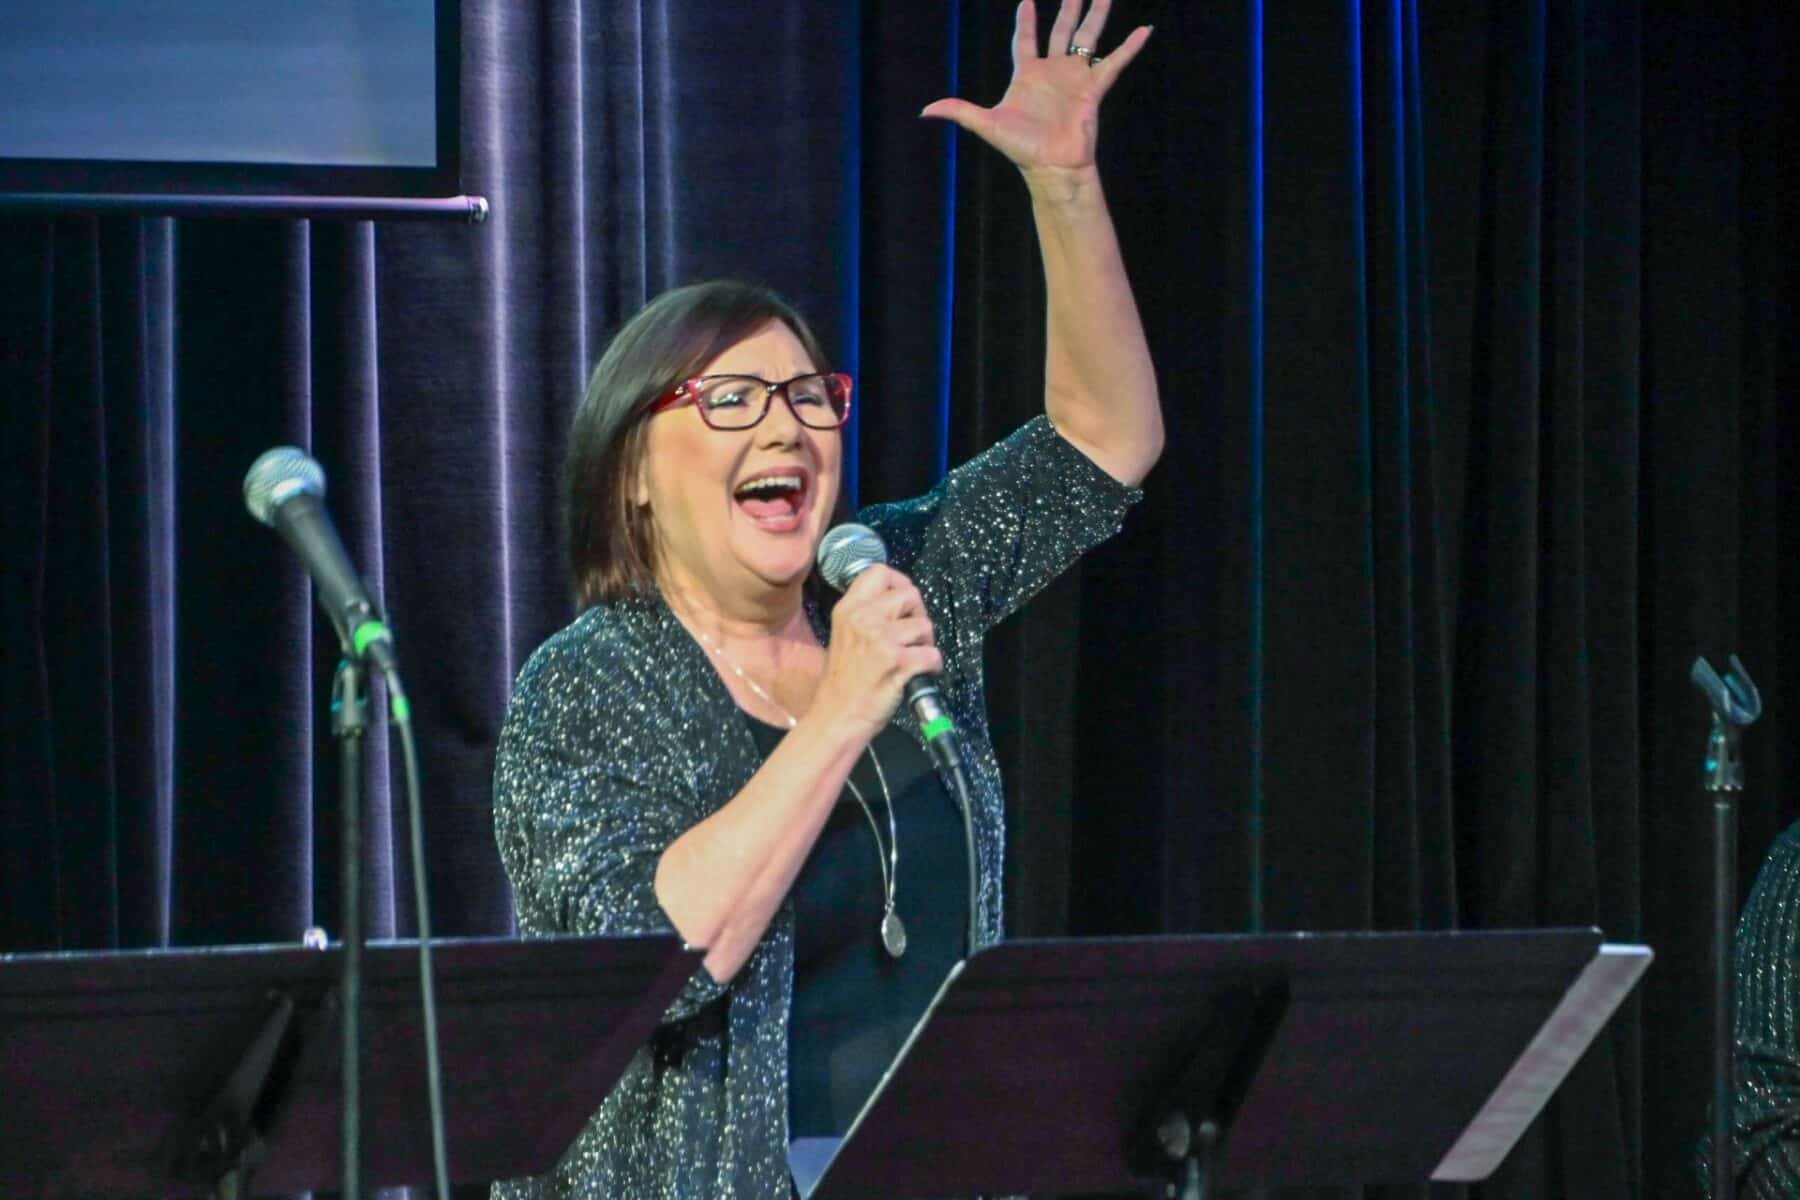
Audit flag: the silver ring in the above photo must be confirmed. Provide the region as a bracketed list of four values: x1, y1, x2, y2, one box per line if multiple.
[1067, 44, 1096, 61]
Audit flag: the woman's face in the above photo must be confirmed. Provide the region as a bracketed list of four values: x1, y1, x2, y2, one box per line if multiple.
[638, 319, 843, 608]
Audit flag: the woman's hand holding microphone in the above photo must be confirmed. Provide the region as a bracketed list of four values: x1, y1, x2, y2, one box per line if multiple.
[811, 565, 943, 743]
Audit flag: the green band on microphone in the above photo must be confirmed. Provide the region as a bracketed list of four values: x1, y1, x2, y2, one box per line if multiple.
[922, 715, 955, 742]
[352, 620, 391, 657]
[390, 694, 411, 723]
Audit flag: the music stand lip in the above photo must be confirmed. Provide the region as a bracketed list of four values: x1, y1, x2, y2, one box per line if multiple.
[0, 930, 673, 966]
[0, 932, 702, 1198]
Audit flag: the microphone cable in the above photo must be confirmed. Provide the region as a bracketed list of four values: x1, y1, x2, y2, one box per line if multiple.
[947, 762, 981, 957]
[384, 669, 452, 1200]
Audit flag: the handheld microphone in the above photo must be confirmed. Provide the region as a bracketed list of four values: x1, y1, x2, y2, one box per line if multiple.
[817, 523, 963, 772]
[244, 446, 397, 673]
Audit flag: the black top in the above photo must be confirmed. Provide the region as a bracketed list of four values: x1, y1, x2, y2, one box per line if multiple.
[745, 715, 970, 1139]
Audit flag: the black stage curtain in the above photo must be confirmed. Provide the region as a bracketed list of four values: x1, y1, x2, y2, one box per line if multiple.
[2, 3, 1796, 1198]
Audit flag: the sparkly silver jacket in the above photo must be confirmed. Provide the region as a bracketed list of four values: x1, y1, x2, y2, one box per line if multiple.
[492, 417, 1140, 1200]
[1700, 819, 1800, 1195]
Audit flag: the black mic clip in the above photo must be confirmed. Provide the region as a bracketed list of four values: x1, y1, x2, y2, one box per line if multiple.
[1691, 654, 1760, 794]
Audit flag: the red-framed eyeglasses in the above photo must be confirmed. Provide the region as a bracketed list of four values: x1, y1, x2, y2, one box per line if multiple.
[647, 372, 854, 430]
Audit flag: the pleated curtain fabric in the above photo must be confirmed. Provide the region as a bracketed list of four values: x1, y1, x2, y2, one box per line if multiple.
[3, 2, 1799, 1198]
[0, 2, 866, 954]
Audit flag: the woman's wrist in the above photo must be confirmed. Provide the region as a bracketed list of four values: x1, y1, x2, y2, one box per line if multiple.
[791, 700, 881, 757]
[1020, 160, 1105, 210]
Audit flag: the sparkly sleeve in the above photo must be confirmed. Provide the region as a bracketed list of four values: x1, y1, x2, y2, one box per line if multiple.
[1699, 822, 1800, 1196]
[858, 414, 1142, 634]
[493, 634, 728, 1023]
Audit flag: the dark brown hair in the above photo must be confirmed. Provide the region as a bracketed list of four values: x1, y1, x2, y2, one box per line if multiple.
[563, 280, 831, 610]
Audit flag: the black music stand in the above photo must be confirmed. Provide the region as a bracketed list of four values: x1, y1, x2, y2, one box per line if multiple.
[790, 929, 1650, 1199]
[0, 933, 703, 1198]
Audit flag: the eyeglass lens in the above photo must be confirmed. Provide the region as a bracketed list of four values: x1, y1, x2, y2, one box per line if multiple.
[695, 375, 848, 429]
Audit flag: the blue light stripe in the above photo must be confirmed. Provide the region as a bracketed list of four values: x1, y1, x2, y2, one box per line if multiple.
[1390, 0, 1411, 472]
[1350, 0, 1376, 907]
[936, 0, 961, 482]
[1248, 0, 1267, 934]
[842, 0, 864, 508]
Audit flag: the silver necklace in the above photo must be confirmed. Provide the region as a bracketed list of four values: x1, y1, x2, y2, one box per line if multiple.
[693, 628, 907, 958]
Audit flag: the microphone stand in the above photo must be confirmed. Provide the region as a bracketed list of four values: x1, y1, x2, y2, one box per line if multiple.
[245, 447, 450, 1200]
[1691, 654, 1762, 1200]
[330, 651, 369, 1200]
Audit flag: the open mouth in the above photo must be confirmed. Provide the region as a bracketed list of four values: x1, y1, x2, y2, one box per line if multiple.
[733, 469, 809, 529]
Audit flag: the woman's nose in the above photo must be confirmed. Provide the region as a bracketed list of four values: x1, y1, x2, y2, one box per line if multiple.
[758, 384, 804, 442]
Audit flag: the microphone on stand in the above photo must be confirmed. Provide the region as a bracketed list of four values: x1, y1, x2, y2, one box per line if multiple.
[816, 523, 964, 773]
[241, 446, 452, 1200]
[243, 446, 397, 674]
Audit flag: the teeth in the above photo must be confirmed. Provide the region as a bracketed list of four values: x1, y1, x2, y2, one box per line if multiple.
[737, 474, 803, 497]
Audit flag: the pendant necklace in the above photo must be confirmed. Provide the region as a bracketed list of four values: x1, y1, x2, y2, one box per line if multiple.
[694, 627, 907, 958]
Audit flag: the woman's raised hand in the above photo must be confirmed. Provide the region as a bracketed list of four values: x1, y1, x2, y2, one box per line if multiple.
[920, 0, 1152, 179]
[813, 565, 943, 740]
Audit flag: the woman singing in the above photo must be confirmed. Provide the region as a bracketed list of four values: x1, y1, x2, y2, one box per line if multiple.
[493, 2, 1160, 1195]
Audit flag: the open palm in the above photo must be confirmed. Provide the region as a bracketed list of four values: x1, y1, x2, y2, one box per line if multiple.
[921, 0, 1152, 176]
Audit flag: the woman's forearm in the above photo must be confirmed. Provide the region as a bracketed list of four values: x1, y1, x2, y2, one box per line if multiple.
[653, 710, 867, 984]
[1026, 163, 1163, 486]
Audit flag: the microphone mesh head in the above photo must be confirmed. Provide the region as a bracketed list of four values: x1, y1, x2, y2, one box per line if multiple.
[816, 523, 887, 591]
[243, 446, 325, 526]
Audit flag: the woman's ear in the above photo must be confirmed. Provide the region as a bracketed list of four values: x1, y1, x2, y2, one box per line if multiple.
[631, 457, 651, 508]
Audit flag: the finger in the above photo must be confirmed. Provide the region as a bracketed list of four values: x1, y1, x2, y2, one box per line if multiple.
[866, 579, 925, 622]
[1012, 0, 1038, 70]
[904, 645, 946, 678]
[836, 568, 927, 631]
[1069, 0, 1111, 50]
[1046, 0, 1082, 56]
[889, 617, 937, 649]
[838, 562, 900, 604]
[919, 97, 998, 143]
[1091, 24, 1152, 89]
